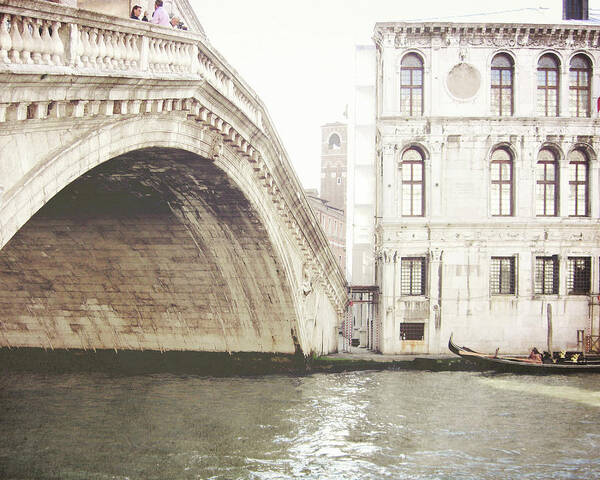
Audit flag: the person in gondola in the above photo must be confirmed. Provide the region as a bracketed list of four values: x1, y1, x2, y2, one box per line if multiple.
[528, 347, 542, 363]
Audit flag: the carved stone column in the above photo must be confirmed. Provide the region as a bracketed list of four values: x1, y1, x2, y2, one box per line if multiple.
[381, 143, 396, 220]
[429, 248, 443, 352]
[381, 249, 397, 352]
[380, 31, 396, 116]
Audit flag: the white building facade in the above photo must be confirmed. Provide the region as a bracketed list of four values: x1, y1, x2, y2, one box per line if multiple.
[372, 19, 600, 354]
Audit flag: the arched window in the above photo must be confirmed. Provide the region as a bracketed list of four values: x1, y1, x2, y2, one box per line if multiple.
[537, 54, 560, 116]
[569, 54, 592, 117]
[328, 133, 341, 149]
[490, 147, 513, 216]
[568, 149, 589, 216]
[536, 148, 559, 216]
[400, 53, 424, 116]
[491, 54, 514, 116]
[401, 148, 424, 216]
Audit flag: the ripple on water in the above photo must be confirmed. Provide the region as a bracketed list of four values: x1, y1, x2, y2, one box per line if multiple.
[1, 370, 600, 479]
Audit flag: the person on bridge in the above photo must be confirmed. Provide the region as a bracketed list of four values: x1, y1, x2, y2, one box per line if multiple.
[130, 5, 148, 21]
[169, 15, 188, 30]
[150, 0, 170, 26]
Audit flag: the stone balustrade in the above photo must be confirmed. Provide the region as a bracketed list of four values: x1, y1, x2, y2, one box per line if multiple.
[0, 0, 264, 130]
[0, 11, 198, 74]
[0, 14, 63, 65]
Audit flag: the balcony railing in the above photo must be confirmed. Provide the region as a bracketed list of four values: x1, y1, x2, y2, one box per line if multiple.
[0, 0, 263, 131]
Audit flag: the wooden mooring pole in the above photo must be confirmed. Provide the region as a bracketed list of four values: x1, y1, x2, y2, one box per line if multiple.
[547, 303, 553, 357]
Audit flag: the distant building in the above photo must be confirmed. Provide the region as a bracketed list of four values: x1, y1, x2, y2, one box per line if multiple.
[347, 45, 377, 287]
[304, 123, 348, 273]
[349, 0, 600, 354]
[320, 123, 347, 211]
[305, 189, 345, 270]
[347, 46, 378, 348]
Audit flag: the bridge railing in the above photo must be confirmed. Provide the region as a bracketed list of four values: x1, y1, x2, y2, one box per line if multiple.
[0, 0, 262, 129]
[0, 10, 198, 73]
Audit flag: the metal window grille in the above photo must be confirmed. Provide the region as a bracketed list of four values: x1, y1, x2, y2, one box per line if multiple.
[535, 256, 559, 294]
[342, 306, 353, 352]
[567, 257, 591, 294]
[400, 322, 425, 341]
[349, 286, 379, 352]
[401, 257, 426, 296]
[490, 257, 516, 295]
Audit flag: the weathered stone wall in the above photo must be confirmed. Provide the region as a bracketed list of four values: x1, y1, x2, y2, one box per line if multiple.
[77, 0, 128, 18]
[374, 22, 600, 354]
[0, 150, 298, 353]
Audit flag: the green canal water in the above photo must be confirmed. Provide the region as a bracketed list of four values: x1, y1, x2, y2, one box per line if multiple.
[1, 370, 599, 479]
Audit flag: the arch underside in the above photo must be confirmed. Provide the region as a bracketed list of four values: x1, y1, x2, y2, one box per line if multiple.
[0, 148, 298, 353]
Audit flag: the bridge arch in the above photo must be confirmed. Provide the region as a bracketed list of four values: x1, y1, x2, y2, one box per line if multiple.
[0, 0, 347, 356]
[0, 115, 320, 354]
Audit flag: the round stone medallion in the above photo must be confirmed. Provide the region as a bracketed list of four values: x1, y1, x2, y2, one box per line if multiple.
[446, 63, 481, 100]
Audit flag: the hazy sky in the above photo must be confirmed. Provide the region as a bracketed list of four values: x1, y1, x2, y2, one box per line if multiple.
[190, 0, 582, 189]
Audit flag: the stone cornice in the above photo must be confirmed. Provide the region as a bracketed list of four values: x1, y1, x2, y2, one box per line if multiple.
[378, 116, 600, 125]
[374, 21, 600, 50]
[377, 117, 600, 141]
[377, 223, 600, 247]
[379, 221, 600, 229]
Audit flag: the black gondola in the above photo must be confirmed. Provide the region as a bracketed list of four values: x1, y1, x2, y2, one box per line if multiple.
[448, 334, 600, 373]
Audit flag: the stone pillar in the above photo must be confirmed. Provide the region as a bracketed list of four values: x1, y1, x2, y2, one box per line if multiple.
[592, 53, 600, 119]
[0, 103, 8, 122]
[589, 149, 599, 218]
[518, 141, 534, 218]
[140, 36, 149, 72]
[514, 51, 534, 117]
[559, 65, 569, 117]
[380, 249, 397, 353]
[429, 139, 442, 218]
[381, 143, 396, 220]
[380, 32, 396, 116]
[67, 23, 78, 67]
[559, 153, 570, 217]
[429, 248, 443, 352]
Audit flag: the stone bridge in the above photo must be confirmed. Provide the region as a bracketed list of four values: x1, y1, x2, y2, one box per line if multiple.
[0, 0, 347, 356]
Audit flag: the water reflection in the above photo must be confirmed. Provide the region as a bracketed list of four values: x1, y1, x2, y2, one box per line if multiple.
[479, 375, 600, 408]
[0, 371, 599, 479]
